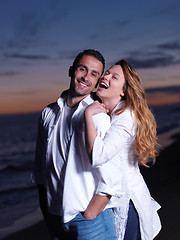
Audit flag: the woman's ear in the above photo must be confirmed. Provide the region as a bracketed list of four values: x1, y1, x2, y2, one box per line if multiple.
[120, 92, 125, 97]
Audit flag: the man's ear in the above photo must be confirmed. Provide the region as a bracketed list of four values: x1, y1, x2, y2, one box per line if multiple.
[68, 66, 74, 77]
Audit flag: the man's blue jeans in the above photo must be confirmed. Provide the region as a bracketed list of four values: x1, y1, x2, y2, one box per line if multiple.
[44, 208, 117, 240]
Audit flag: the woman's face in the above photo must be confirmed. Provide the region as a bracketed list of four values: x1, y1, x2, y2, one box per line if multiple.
[97, 65, 125, 102]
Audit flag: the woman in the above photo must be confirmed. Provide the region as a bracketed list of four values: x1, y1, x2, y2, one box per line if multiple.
[84, 60, 161, 240]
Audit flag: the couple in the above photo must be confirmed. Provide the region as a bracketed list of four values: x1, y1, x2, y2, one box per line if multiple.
[32, 49, 161, 240]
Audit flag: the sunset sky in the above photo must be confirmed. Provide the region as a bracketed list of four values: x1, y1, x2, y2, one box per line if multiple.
[0, 0, 180, 115]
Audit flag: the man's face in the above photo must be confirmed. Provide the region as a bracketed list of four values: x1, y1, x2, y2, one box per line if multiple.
[70, 55, 103, 97]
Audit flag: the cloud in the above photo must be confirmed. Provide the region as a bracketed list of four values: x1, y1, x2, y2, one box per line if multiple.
[17, 13, 39, 38]
[3, 39, 39, 52]
[87, 34, 99, 40]
[0, 89, 38, 96]
[145, 86, 180, 94]
[58, 50, 82, 60]
[115, 40, 180, 69]
[114, 19, 131, 28]
[125, 55, 175, 69]
[0, 70, 21, 77]
[5, 53, 49, 60]
[2, 2, 68, 54]
[157, 40, 180, 50]
[155, 1, 180, 17]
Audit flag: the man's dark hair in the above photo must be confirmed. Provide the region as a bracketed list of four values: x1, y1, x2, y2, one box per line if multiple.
[69, 49, 105, 77]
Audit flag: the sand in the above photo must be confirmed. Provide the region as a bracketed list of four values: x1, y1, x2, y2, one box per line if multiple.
[2, 130, 180, 240]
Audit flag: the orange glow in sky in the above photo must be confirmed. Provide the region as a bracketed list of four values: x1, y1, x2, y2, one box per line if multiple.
[146, 91, 180, 106]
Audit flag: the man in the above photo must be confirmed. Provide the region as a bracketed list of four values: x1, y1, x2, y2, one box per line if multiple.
[32, 49, 116, 239]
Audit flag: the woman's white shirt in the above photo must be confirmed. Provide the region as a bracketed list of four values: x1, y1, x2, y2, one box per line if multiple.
[92, 101, 161, 240]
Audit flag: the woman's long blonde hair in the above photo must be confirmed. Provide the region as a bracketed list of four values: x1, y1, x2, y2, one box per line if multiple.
[115, 60, 158, 166]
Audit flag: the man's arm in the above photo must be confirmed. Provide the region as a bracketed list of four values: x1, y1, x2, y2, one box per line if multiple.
[83, 194, 111, 219]
[37, 184, 48, 215]
[33, 113, 48, 215]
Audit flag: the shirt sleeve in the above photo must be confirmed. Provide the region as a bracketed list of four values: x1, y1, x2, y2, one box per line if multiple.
[92, 111, 136, 167]
[92, 112, 111, 139]
[93, 111, 137, 197]
[95, 160, 126, 197]
[31, 113, 45, 184]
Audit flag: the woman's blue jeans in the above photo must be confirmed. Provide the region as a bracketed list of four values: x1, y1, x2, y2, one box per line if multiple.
[43, 208, 116, 240]
[124, 200, 141, 240]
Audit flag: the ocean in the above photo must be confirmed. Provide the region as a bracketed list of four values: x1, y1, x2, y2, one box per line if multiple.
[0, 103, 180, 238]
[0, 113, 40, 233]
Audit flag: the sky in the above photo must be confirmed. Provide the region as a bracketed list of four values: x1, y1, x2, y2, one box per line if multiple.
[0, 0, 180, 115]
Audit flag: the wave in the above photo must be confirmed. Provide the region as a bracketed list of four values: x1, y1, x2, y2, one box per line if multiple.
[158, 123, 180, 135]
[0, 163, 33, 173]
[0, 149, 35, 159]
[0, 184, 36, 196]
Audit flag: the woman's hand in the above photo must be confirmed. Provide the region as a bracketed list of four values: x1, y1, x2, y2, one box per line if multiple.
[85, 101, 108, 156]
[85, 101, 108, 117]
[82, 194, 111, 219]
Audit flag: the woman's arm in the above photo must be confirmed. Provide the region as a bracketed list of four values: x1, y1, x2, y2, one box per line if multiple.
[84, 102, 111, 218]
[83, 194, 111, 219]
[85, 101, 107, 155]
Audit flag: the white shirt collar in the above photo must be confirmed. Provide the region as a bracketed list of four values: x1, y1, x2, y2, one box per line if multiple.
[110, 100, 126, 117]
[57, 92, 94, 110]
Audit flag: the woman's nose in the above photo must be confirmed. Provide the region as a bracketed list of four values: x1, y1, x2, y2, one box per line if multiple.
[103, 74, 110, 81]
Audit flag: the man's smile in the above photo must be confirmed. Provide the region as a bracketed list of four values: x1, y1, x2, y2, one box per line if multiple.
[77, 79, 89, 88]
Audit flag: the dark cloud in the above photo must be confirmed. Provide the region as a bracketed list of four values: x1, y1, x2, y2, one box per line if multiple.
[114, 41, 180, 69]
[87, 34, 99, 40]
[5, 39, 39, 51]
[125, 55, 175, 69]
[157, 40, 180, 50]
[5, 53, 49, 60]
[145, 86, 180, 94]
[16, 13, 39, 38]
[114, 20, 130, 28]
[0, 70, 21, 77]
[6, 40, 18, 48]
[154, 1, 180, 17]
[58, 50, 82, 60]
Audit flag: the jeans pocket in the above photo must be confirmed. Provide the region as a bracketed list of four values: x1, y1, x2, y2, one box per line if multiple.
[79, 212, 97, 221]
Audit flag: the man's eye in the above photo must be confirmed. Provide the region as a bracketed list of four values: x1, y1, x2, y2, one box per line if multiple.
[80, 67, 85, 71]
[92, 73, 97, 77]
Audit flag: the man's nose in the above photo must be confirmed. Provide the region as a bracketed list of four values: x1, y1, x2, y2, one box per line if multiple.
[83, 72, 90, 81]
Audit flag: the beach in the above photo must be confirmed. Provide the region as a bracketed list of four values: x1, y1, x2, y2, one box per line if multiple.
[0, 103, 180, 240]
[1, 128, 180, 240]
[142, 130, 180, 240]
